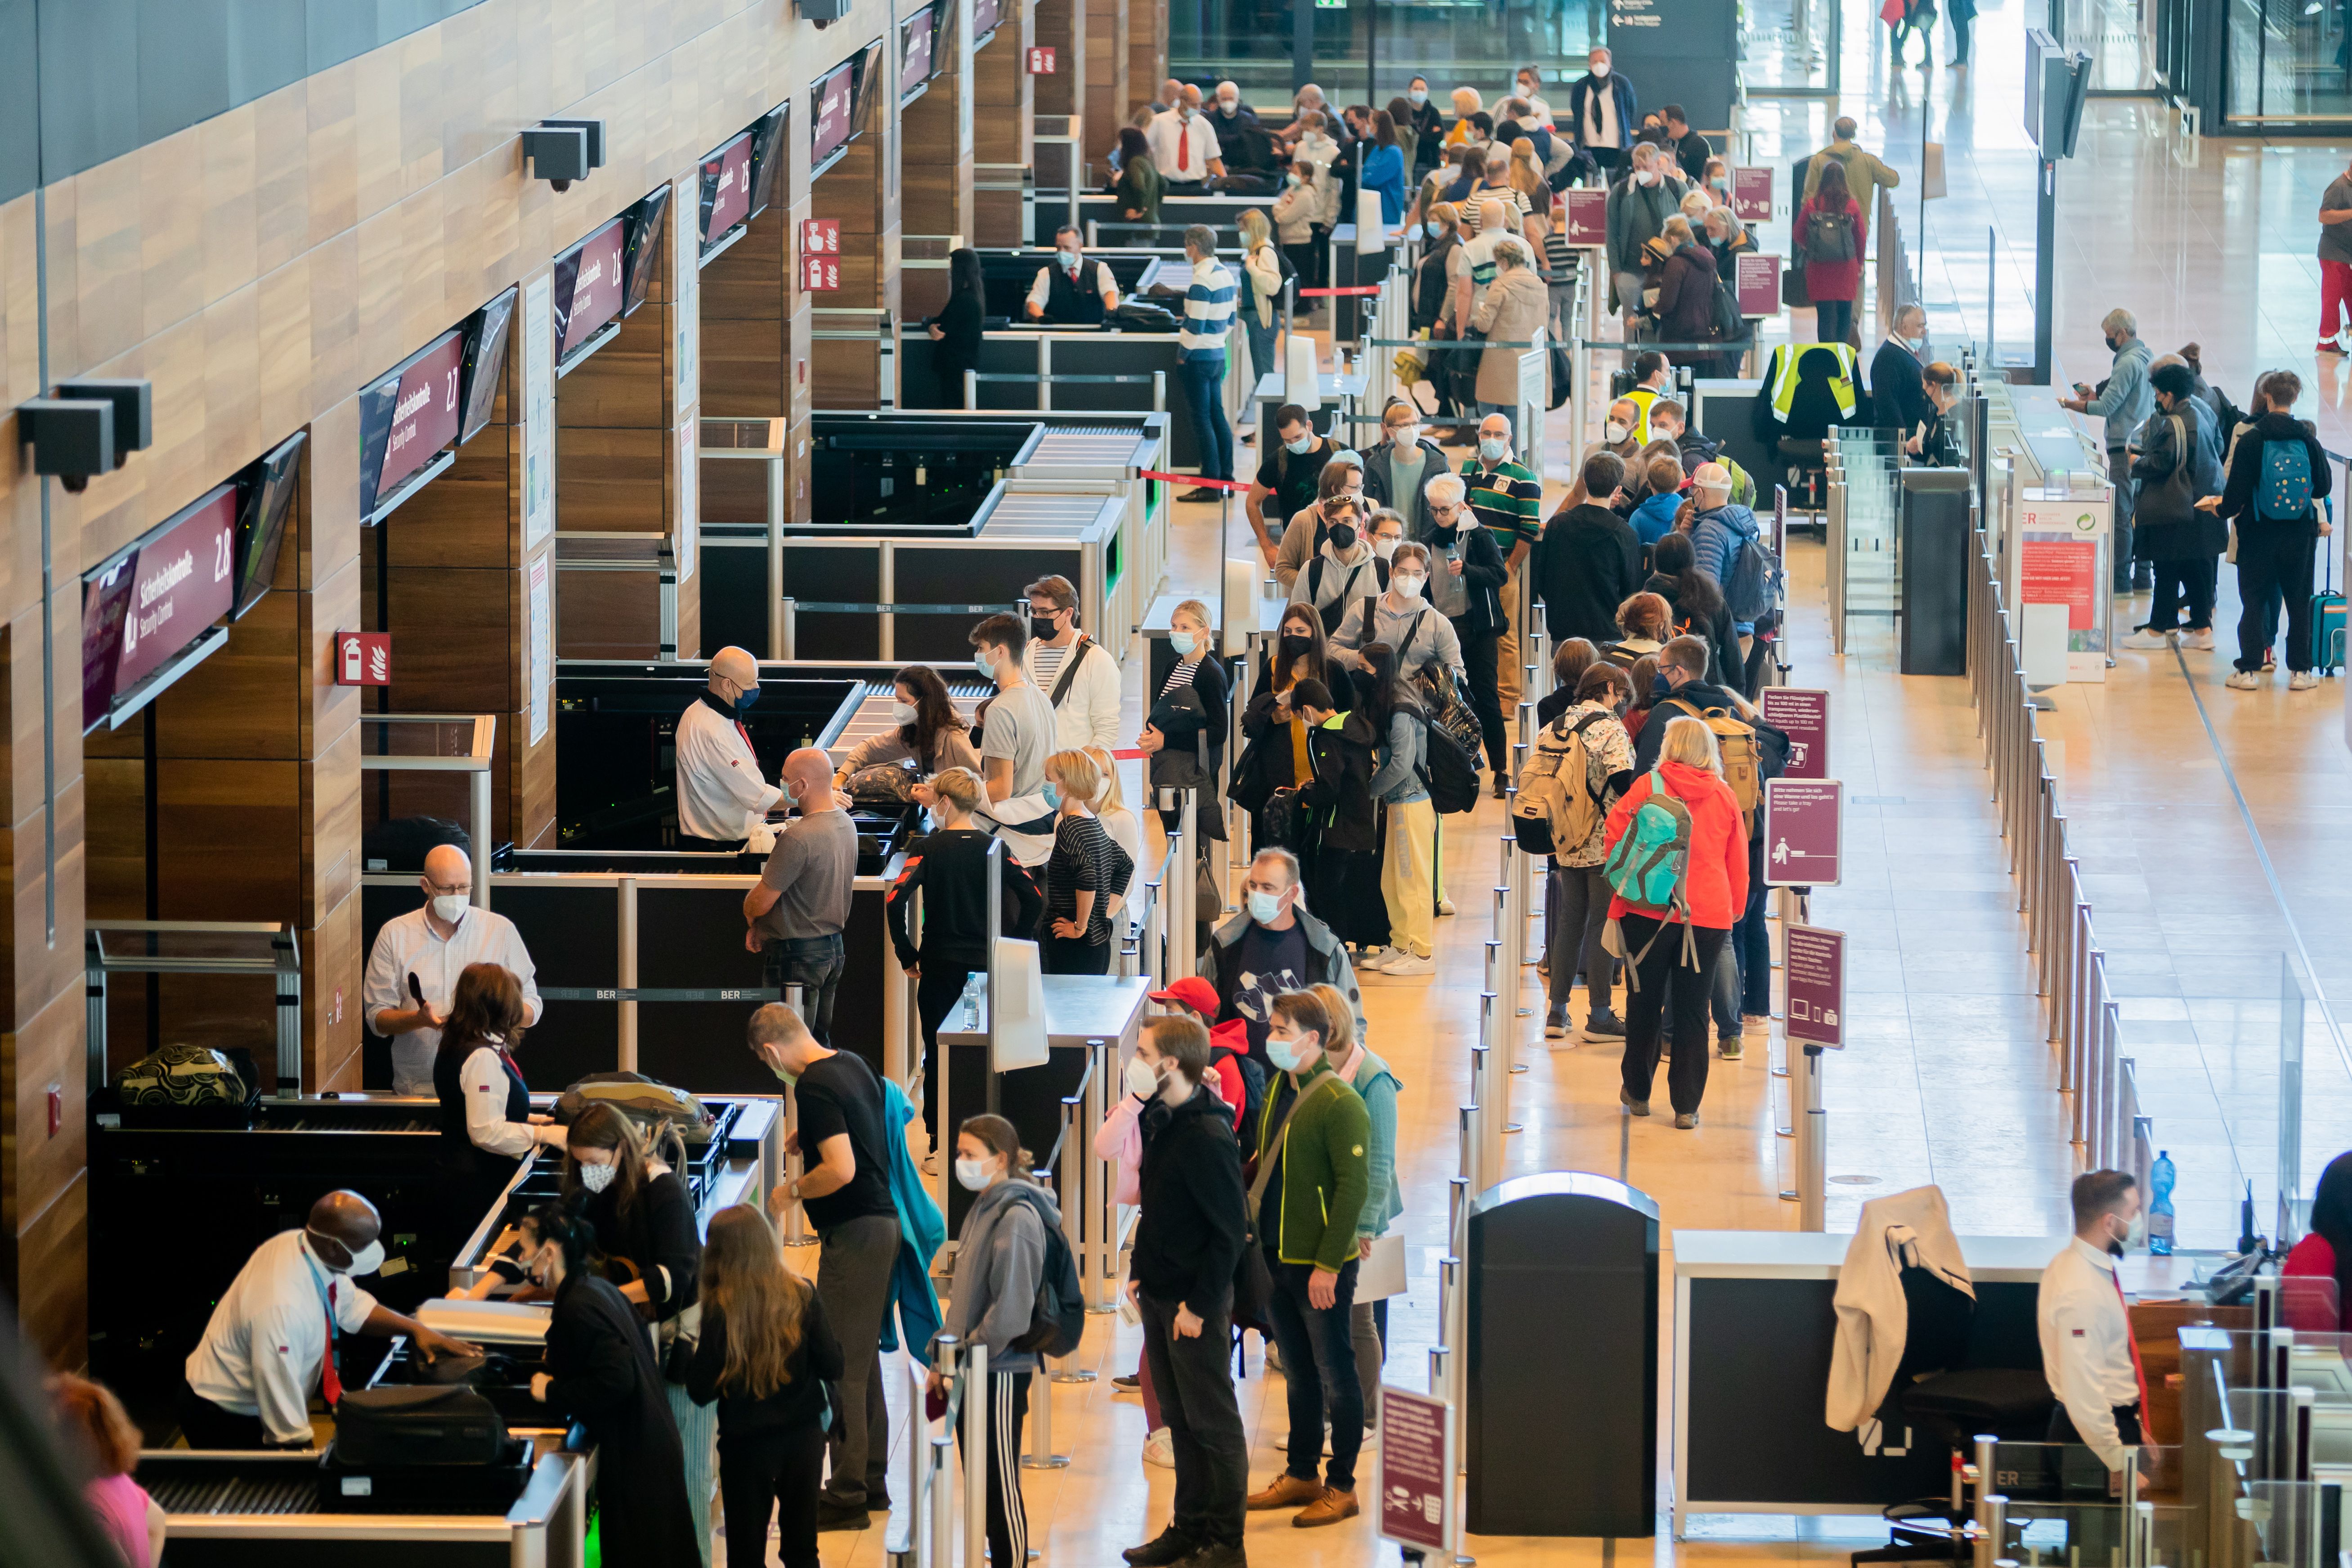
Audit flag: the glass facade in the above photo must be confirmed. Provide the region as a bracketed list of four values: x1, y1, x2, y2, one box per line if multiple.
[2224, 0, 2352, 120]
[1169, 0, 1602, 104]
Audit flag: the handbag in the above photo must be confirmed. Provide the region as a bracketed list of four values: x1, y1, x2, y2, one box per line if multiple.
[1782, 250, 1812, 309]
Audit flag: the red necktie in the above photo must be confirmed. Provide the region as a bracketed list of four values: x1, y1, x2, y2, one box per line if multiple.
[2110, 1267, 2150, 1412]
[322, 1279, 344, 1405]
[1178, 125, 1191, 173]
[736, 721, 753, 748]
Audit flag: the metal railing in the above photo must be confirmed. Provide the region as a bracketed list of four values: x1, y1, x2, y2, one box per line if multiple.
[963, 364, 1165, 413]
[888, 1333, 990, 1568]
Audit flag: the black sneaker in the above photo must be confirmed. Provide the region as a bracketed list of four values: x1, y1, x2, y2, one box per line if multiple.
[815, 1500, 871, 1531]
[1581, 1009, 1627, 1043]
[1179, 1545, 1249, 1568]
[1112, 1372, 1142, 1391]
[1125, 1528, 1201, 1566]
[1178, 486, 1229, 503]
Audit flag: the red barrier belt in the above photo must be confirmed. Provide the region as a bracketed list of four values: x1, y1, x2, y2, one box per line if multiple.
[1295, 286, 1384, 297]
[1140, 470, 1248, 492]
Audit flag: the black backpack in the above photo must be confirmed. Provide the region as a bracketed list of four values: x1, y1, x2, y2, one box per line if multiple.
[1710, 272, 1749, 344]
[1804, 206, 1856, 263]
[1415, 714, 1483, 815]
[1210, 1040, 1270, 1146]
[1008, 1188, 1088, 1357]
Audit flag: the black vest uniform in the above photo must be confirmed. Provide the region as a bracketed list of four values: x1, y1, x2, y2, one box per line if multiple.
[1039, 261, 1108, 325]
[435, 1040, 533, 1221]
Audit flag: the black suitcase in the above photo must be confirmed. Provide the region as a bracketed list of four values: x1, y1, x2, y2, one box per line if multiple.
[320, 1437, 535, 1514]
[333, 1384, 508, 1465]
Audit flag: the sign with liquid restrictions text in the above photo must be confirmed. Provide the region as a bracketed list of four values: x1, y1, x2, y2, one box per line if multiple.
[1763, 777, 1842, 887]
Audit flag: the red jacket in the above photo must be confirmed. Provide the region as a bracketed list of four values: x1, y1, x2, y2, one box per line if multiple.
[2283, 1233, 2348, 1331]
[1207, 1017, 1249, 1131]
[1794, 194, 1864, 303]
[1602, 760, 1749, 929]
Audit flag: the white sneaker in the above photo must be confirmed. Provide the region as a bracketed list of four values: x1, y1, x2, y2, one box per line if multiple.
[2120, 629, 2176, 650]
[2227, 669, 2262, 690]
[1357, 946, 1392, 968]
[1436, 897, 1457, 917]
[2291, 670, 2322, 690]
[1380, 952, 1436, 976]
[1142, 1427, 1174, 1469]
[2181, 627, 2215, 650]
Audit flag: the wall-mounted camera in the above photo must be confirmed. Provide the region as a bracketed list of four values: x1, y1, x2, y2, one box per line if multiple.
[18, 379, 153, 493]
[523, 120, 608, 192]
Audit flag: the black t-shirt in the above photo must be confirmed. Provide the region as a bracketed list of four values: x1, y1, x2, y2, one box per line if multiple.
[793, 1050, 897, 1232]
[1255, 439, 1336, 529]
[1218, 921, 1313, 1068]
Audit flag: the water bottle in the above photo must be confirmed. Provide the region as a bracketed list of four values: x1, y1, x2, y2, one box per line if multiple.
[961, 972, 983, 1031]
[2148, 1151, 2176, 1256]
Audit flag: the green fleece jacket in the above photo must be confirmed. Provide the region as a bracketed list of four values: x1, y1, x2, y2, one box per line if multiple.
[1254, 1058, 1371, 1273]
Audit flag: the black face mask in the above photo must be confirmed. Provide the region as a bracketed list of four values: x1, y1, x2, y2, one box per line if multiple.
[1030, 614, 1060, 641]
[1651, 672, 1676, 698]
[2104, 335, 2120, 353]
[1328, 523, 1358, 552]
[1280, 634, 1312, 663]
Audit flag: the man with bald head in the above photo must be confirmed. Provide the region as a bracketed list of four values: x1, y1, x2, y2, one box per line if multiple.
[674, 644, 782, 850]
[182, 1190, 479, 1448]
[364, 840, 540, 1095]
[743, 747, 859, 1043]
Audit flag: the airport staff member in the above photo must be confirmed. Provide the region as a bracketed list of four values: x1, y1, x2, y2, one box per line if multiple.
[2038, 1169, 2150, 1478]
[744, 748, 860, 1046]
[363, 842, 540, 1097]
[180, 1190, 479, 1448]
[1148, 84, 1228, 193]
[1027, 226, 1122, 325]
[676, 645, 781, 849]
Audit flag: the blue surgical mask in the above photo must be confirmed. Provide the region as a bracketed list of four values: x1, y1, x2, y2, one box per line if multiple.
[1284, 435, 1312, 455]
[1247, 888, 1283, 924]
[1478, 438, 1508, 462]
[975, 649, 998, 680]
[1044, 782, 1063, 809]
[1057, 248, 1080, 271]
[1408, 88, 1429, 106]
[1266, 1035, 1304, 1073]
[734, 685, 760, 716]
[1170, 630, 1198, 657]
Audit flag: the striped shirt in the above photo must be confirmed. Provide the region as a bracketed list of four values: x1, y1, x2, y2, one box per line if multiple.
[1178, 256, 1236, 363]
[1462, 457, 1543, 555]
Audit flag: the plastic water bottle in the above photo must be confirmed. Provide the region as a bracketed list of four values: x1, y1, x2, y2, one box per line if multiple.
[2148, 1151, 2177, 1256]
[961, 972, 983, 1031]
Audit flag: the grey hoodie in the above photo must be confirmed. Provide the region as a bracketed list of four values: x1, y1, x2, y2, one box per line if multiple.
[939, 1178, 1056, 1373]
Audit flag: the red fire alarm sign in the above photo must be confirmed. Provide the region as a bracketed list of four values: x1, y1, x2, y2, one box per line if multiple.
[335, 632, 390, 686]
[1028, 45, 1056, 73]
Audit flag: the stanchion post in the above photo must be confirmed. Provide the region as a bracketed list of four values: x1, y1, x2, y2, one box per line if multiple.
[893, 1359, 926, 1568]
[1023, 1363, 1070, 1468]
[1798, 1044, 1826, 1230]
[617, 876, 639, 1073]
[930, 1337, 960, 1568]
[1085, 1036, 1116, 1316]
[781, 982, 814, 1247]
[963, 1342, 990, 1568]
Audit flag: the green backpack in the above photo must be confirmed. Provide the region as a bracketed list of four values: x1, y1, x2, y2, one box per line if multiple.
[1602, 769, 1701, 986]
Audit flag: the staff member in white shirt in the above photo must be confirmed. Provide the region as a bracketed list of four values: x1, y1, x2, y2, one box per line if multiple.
[363, 843, 541, 1097]
[1021, 574, 1121, 750]
[179, 1190, 478, 1448]
[1028, 227, 1123, 324]
[674, 645, 783, 849]
[2038, 1169, 2149, 1480]
[1148, 84, 1228, 192]
[435, 961, 569, 1220]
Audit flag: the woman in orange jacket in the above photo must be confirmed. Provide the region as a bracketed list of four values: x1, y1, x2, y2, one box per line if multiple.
[1600, 715, 1750, 1128]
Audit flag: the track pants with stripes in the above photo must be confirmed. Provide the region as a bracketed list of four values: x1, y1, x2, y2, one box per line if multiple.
[977, 1370, 1031, 1567]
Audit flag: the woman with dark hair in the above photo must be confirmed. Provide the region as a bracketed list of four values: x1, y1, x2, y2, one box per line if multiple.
[1360, 110, 1406, 225]
[1112, 125, 1165, 223]
[435, 962, 566, 1221]
[689, 1206, 842, 1568]
[2286, 1152, 2352, 1331]
[1358, 641, 1435, 974]
[1384, 97, 1423, 184]
[1793, 157, 1864, 346]
[1536, 637, 1600, 725]
[927, 247, 987, 410]
[523, 1202, 702, 1564]
[834, 664, 981, 790]
[1644, 532, 1739, 686]
[1623, 654, 1663, 742]
[1233, 601, 1353, 849]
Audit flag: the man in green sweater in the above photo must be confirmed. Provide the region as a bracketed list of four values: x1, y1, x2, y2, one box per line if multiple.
[1244, 990, 1371, 1527]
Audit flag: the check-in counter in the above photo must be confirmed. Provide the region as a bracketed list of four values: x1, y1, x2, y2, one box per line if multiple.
[1041, 191, 1276, 250]
[898, 327, 1238, 474]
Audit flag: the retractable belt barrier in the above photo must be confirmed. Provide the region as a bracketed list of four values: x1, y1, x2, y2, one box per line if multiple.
[1295, 285, 1384, 297]
[786, 601, 1020, 615]
[1139, 470, 1245, 490]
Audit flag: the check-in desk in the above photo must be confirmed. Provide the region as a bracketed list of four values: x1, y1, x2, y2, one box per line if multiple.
[898, 325, 1230, 473]
[1041, 192, 1276, 250]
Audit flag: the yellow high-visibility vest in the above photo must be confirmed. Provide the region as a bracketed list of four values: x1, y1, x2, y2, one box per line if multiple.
[1767, 341, 1859, 420]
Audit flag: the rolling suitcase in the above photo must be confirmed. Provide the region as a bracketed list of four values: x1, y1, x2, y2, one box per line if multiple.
[2316, 495, 2347, 676]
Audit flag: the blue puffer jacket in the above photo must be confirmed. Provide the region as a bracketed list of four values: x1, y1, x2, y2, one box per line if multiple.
[1689, 502, 1762, 632]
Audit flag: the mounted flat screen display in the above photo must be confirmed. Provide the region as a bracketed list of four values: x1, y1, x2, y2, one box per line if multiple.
[811, 60, 856, 173]
[622, 186, 670, 315]
[555, 214, 629, 362]
[699, 131, 754, 255]
[231, 430, 305, 621]
[457, 285, 517, 444]
[900, 6, 936, 98]
[973, 0, 1001, 38]
[81, 484, 239, 730]
[747, 106, 788, 222]
[849, 40, 887, 141]
[358, 328, 466, 520]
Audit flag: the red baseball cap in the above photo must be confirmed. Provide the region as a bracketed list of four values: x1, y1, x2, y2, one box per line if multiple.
[1147, 976, 1219, 1016]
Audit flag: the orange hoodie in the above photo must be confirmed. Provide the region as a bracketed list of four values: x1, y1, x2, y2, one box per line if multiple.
[1601, 759, 1750, 929]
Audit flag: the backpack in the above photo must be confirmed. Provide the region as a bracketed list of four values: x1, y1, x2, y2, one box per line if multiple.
[1210, 1040, 1270, 1144]
[1710, 272, 1749, 344]
[1804, 206, 1856, 263]
[1722, 534, 1780, 625]
[1305, 555, 1387, 634]
[1414, 713, 1483, 814]
[1511, 711, 1609, 856]
[2258, 438, 2316, 522]
[1009, 1188, 1089, 1357]
[1659, 697, 1764, 829]
[1602, 768, 1694, 913]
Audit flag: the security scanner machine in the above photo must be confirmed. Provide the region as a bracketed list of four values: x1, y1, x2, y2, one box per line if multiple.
[699, 410, 1169, 658]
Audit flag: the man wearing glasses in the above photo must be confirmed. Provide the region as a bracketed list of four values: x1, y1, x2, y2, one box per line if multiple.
[363, 842, 542, 1096]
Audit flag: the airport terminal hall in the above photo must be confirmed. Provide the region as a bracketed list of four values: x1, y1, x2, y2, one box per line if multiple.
[20, 0, 2352, 1563]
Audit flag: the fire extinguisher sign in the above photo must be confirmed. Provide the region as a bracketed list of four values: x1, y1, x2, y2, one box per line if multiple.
[334, 632, 391, 686]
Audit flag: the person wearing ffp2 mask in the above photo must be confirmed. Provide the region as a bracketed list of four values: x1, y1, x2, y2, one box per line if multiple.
[362, 840, 542, 1097]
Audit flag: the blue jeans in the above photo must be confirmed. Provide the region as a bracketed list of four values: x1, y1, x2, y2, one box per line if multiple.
[1176, 356, 1235, 483]
[762, 932, 845, 1045]
[1244, 314, 1277, 398]
[1265, 1252, 1362, 1491]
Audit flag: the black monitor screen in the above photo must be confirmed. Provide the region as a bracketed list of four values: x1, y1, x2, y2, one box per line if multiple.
[458, 285, 517, 446]
[231, 430, 305, 621]
[747, 105, 788, 221]
[623, 185, 671, 317]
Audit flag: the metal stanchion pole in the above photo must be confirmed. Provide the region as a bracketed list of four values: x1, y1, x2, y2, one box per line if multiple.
[1085, 1036, 1116, 1316]
[782, 982, 814, 1248]
[963, 1342, 990, 1568]
[893, 1359, 926, 1568]
[930, 1339, 960, 1568]
[1176, 788, 1198, 982]
[1023, 1363, 1070, 1468]
[1791, 1043, 1825, 1230]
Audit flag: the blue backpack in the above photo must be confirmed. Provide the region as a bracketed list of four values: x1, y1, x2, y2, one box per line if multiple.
[1601, 770, 1703, 987]
[2258, 439, 2315, 522]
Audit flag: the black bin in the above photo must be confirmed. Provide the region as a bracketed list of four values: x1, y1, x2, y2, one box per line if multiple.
[1466, 1172, 1659, 1537]
[1899, 467, 1972, 676]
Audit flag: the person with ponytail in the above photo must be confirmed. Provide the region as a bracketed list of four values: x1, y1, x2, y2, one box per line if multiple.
[688, 1206, 842, 1568]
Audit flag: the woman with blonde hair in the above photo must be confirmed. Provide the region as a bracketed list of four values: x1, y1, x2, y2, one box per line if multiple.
[1083, 744, 1144, 925]
[891, 765, 1042, 1086]
[1506, 139, 1554, 278]
[1443, 85, 1486, 146]
[1238, 208, 1284, 388]
[687, 1206, 842, 1568]
[1599, 712, 1748, 1129]
[1041, 749, 1134, 974]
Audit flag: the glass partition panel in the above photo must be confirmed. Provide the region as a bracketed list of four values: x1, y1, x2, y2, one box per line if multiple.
[2225, 0, 2352, 125]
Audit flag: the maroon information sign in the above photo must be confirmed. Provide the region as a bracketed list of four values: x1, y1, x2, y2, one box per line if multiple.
[972, 0, 1002, 34]
[555, 215, 628, 358]
[1375, 1386, 1449, 1552]
[1734, 251, 1780, 318]
[900, 5, 935, 96]
[1561, 188, 1608, 247]
[1758, 688, 1829, 780]
[701, 132, 753, 244]
[811, 62, 856, 165]
[1763, 778, 1842, 887]
[372, 329, 466, 505]
[1730, 165, 1773, 223]
[1785, 925, 1846, 1048]
[108, 485, 239, 701]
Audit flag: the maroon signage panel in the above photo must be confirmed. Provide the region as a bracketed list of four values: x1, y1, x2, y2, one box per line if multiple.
[1734, 252, 1781, 318]
[972, 0, 1002, 33]
[1375, 1386, 1448, 1552]
[374, 330, 466, 503]
[1731, 165, 1773, 222]
[1561, 188, 1608, 247]
[812, 62, 857, 166]
[1763, 778, 1842, 887]
[1027, 44, 1057, 73]
[1785, 925, 1846, 1048]
[335, 632, 392, 686]
[702, 133, 753, 243]
[556, 216, 628, 358]
[1758, 688, 1829, 780]
[110, 485, 239, 699]
[900, 5, 936, 96]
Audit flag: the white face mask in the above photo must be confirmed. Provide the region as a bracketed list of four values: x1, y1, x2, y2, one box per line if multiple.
[1408, 88, 1428, 105]
[1372, 536, 1401, 560]
[1635, 168, 1658, 186]
[1591, 60, 1610, 78]
[430, 893, 469, 924]
[890, 700, 919, 725]
[1217, 96, 1238, 113]
[577, 1159, 618, 1194]
[1393, 572, 1425, 600]
[1478, 437, 1509, 462]
[310, 1228, 385, 1277]
[1604, 420, 1631, 444]
[954, 1156, 995, 1192]
[1126, 1055, 1165, 1098]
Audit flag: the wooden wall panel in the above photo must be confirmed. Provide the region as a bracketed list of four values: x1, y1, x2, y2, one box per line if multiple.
[1084, 0, 1130, 164]
[1128, 0, 1167, 125]
[971, 11, 1035, 247]
[1032, 0, 1084, 118]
